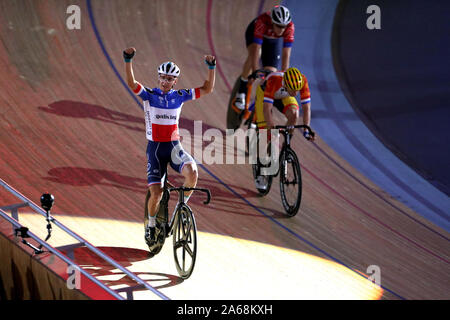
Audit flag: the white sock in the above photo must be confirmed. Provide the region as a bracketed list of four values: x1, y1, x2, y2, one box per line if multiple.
[148, 216, 156, 228]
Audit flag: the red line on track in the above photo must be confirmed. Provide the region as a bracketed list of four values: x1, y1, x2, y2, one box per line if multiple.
[301, 164, 449, 264]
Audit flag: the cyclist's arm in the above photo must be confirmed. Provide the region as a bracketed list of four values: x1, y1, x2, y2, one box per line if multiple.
[124, 50, 150, 100]
[198, 55, 216, 96]
[302, 102, 315, 141]
[299, 74, 312, 127]
[302, 102, 312, 130]
[124, 47, 138, 91]
[263, 102, 274, 128]
[125, 62, 138, 91]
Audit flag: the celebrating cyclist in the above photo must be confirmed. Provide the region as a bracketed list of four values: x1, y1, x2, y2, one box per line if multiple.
[233, 5, 295, 112]
[123, 47, 216, 247]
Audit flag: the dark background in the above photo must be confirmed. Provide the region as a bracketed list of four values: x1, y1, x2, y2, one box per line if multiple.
[332, 0, 450, 196]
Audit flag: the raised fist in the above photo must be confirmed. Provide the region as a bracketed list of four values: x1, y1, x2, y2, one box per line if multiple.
[123, 47, 136, 60]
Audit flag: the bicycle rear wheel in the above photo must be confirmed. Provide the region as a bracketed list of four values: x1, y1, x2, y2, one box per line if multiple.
[279, 148, 302, 216]
[173, 204, 197, 279]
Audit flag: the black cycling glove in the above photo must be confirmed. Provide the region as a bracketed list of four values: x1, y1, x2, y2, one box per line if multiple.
[123, 50, 135, 62]
[205, 58, 216, 69]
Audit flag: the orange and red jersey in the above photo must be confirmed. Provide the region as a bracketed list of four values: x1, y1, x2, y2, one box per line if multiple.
[262, 72, 311, 105]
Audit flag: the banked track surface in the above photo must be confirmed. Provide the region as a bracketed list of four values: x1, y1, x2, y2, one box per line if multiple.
[0, 0, 448, 299]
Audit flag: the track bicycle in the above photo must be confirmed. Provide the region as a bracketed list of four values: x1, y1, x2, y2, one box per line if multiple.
[144, 174, 211, 279]
[248, 124, 314, 217]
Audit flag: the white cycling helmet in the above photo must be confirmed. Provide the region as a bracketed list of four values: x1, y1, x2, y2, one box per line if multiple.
[157, 61, 180, 77]
[271, 5, 292, 27]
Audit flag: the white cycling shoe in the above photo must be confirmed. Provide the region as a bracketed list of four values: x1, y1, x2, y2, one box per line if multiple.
[255, 175, 268, 190]
[234, 93, 246, 110]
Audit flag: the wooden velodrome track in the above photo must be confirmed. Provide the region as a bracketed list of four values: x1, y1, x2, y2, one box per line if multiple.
[0, 0, 448, 300]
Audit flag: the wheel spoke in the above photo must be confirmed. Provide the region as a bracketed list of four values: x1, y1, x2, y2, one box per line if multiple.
[174, 240, 183, 250]
[172, 205, 197, 278]
[183, 242, 194, 257]
[183, 219, 192, 238]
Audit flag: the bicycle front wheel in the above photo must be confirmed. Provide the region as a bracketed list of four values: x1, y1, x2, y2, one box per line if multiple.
[279, 148, 302, 217]
[173, 204, 197, 279]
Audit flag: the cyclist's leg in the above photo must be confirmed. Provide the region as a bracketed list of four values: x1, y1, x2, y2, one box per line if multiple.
[285, 107, 299, 126]
[242, 19, 258, 77]
[147, 185, 164, 218]
[253, 84, 268, 159]
[169, 141, 198, 203]
[252, 87, 274, 189]
[146, 141, 168, 228]
[235, 19, 258, 109]
[241, 45, 256, 80]
[254, 85, 266, 129]
[180, 163, 198, 202]
[255, 86, 277, 147]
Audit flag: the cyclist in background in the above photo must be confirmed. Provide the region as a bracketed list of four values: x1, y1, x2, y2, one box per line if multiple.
[253, 67, 315, 189]
[123, 47, 216, 247]
[233, 5, 295, 113]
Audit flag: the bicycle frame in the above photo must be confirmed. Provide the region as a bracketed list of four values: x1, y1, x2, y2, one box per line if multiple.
[165, 183, 211, 235]
[145, 172, 211, 278]
[253, 125, 313, 177]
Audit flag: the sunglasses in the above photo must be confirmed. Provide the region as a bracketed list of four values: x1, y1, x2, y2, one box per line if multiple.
[159, 75, 177, 82]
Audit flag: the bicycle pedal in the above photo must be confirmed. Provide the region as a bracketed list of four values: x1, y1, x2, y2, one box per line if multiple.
[148, 242, 163, 255]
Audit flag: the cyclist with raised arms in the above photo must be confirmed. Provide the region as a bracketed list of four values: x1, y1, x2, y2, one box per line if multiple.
[123, 47, 216, 247]
[233, 5, 295, 112]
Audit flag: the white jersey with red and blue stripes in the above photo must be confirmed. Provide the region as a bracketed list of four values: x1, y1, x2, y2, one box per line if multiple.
[133, 82, 200, 142]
